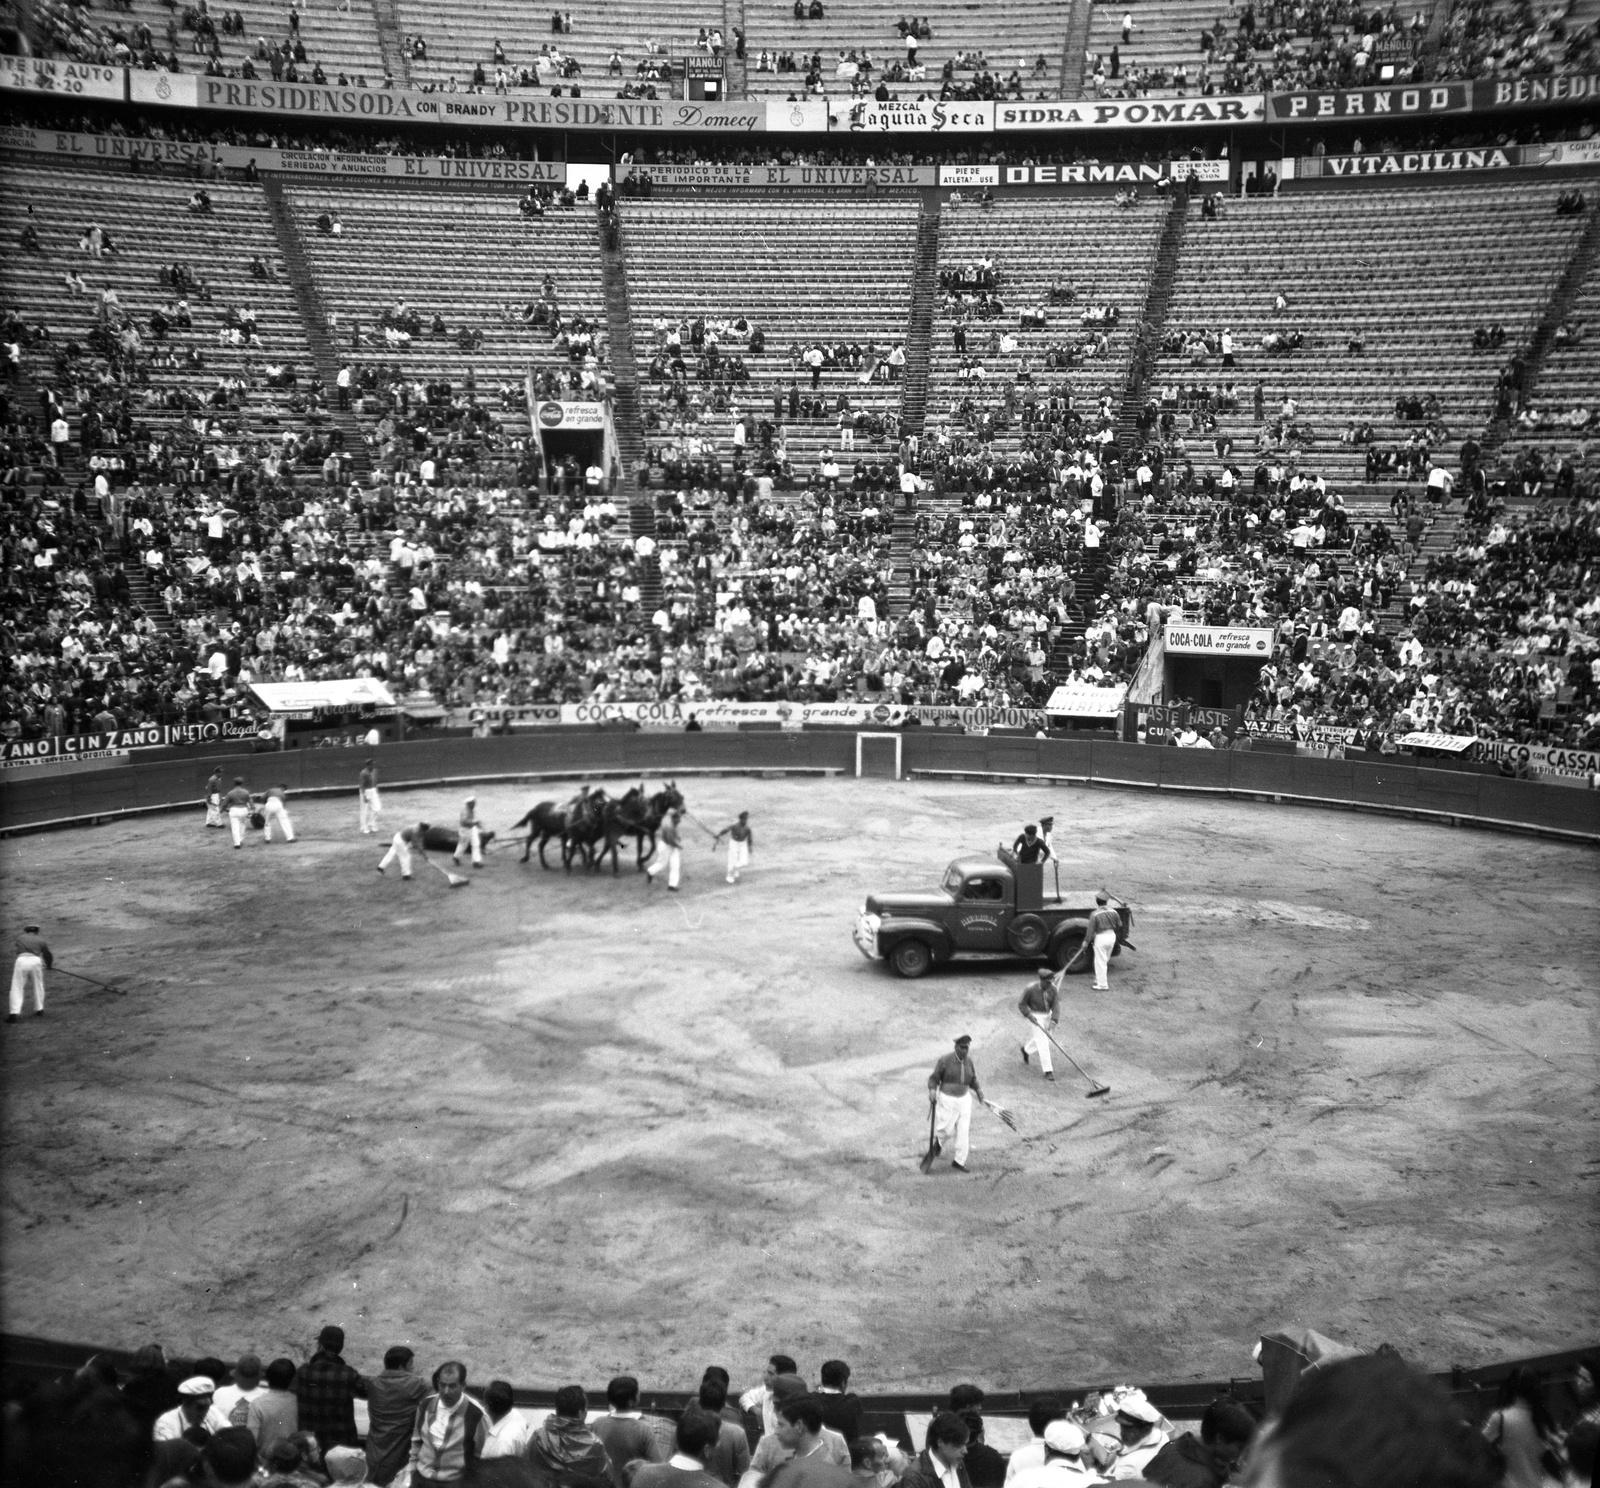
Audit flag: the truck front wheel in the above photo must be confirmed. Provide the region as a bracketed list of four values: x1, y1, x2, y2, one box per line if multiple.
[890, 940, 934, 978]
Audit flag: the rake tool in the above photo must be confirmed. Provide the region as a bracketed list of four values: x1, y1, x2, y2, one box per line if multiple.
[1027, 1007, 1111, 1098]
[424, 857, 471, 889]
[52, 966, 127, 996]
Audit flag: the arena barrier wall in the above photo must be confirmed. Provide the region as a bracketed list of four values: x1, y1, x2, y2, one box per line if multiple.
[2, 733, 1596, 842]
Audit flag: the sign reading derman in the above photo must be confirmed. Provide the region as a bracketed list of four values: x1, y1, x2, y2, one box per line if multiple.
[1163, 624, 1277, 656]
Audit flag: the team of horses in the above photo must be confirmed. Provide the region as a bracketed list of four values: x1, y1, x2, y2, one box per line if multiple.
[510, 782, 686, 874]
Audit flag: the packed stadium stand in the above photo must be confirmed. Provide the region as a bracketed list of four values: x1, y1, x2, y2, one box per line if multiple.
[741, 0, 1070, 98]
[1081, 0, 1437, 98]
[1435, 0, 1600, 79]
[1146, 182, 1588, 491]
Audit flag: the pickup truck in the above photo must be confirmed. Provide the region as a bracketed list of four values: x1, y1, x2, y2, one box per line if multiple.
[854, 846, 1134, 978]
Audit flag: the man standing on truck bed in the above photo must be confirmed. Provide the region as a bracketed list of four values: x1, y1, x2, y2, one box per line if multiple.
[1011, 824, 1050, 863]
[927, 1035, 984, 1172]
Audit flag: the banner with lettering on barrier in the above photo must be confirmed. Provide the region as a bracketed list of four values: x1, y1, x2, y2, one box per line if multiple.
[938, 164, 1000, 186]
[1267, 82, 1472, 121]
[1003, 162, 1171, 186]
[996, 96, 1265, 130]
[1475, 740, 1599, 780]
[1045, 683, 1128, 718]
[911, 704, 1051, 732]
[634, 162, 936, 187]
[1471, 73, 1600, 111]
[0, 719, 263, 769]
[1125, 701, 1241, 744]
[1163, 624, 1277, 657]
[1169, 158, 1230, 181]
[0, 55, 124, 100]
[557, 699, 909, 729]
[835, 99, 995, 133]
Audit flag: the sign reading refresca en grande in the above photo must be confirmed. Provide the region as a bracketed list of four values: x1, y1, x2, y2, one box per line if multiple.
[1164, 625, 1277, 657]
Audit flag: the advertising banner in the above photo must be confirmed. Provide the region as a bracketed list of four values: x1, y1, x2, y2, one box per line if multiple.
[1045, 682, 1128, 717]
[838, 99, 995, 133]
[1395, 732, 1477, 753]
[1474, 740, 1599, 779]
[765, 97, 829, 132]
[0, 55, 123, 99]
[1163, 624, 1277, 657]
[558, 700, 907, 728]
[1127, 702, 1242, 743]
[1302, 146, 1520, 177]
[128, 68, 199, 107]
[177, 79, 772, 132]
[0, 125, 223, 167]
[249, 678, 396, 712]
[637, 161, 936, 187]
[535, 401, 607, 431]
[912, 704, 1050, 731]
[1472, 72, 1600, 110]
[1169, 158, 1230, 181]
[938, 164, 1000, 186]
[1530, 138, 1600, 167]
[0, 719, 260, 766]
[996, 96, 1264, 130]
[1267, 82, 1470, 121]
[1003, 161, 1170, 186]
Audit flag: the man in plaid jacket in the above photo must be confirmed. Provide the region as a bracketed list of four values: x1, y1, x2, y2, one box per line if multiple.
[295, 1325, 368, 1452]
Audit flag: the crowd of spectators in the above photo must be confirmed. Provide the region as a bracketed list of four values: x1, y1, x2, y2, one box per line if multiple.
[1436, 0, 1600, 82]
[7, 1326, 1600, 1488]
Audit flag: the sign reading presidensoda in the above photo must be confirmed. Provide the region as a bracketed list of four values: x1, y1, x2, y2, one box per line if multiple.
[1163, 625, 1277, 657]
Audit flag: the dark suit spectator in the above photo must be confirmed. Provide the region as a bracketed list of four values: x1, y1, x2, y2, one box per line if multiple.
[898, 1414, 972, 1488]
[121, 1342, 179, 1429]
[814, 1363, 861, 1446]
[693, 1377, 752, 1485]
[294, 1325, 367, 1453]
[365, 1346, 429, 1485]
[956, 1414, 1004, 1488]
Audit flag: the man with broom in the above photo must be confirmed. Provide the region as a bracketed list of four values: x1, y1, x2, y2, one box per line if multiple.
[923, 1035, 1013, 1174]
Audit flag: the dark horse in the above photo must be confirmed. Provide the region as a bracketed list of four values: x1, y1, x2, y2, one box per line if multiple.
[563, 791, 628, 874]
[612, 781, 685, 870]
[513, 788, 611, 870]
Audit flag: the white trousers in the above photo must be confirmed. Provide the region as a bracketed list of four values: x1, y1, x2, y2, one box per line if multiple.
[205, 793, 224, 827]
[263, 798, 295, 841]
[1093, 928, 1117, 990]
[228, 805, 250, 847]
[359, 786, 382, 833]
[10, 953, 44, 1015]
[379, 833, 413, 876]
[1023, 1011, 1055, 1073]
[726, 838, 750, 882]
[647, 844, 681, 888]
[452, 824, 483, 865]
[933, 1090, 972, 1165]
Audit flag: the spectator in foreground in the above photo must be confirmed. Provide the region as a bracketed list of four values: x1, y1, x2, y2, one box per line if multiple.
[632, 1409, 728, 1488]
[1004, 1420, 1095, 1488]
[1482, 1368, 1563, 1488]
[816, 1362, 861, 1444]
[693, 1375, 753, 1486]
[741, 1355, 802, 1438]
[1234, 1354, 1496, 1488]
[526, 1383, 612, 1486]
[154, 1376, 229, 1440]
[898, 1413, 972, 1488]
[957, 1412, 1005, 1488]
[479, 1380, 532, 1459]
[593, 1374, 671, 1487]
[365, 1347, 429, 1485]
[248, 1359, 301, 1459]
[296, 1325, 367, 1454]
[744, 1393, 851, 1487]
[1004, 1398, 1067, 1483]
[204, 1426, 261, 1487]
[1143, 1398, 1257, 1486]
[408, 1361, 486, 1486]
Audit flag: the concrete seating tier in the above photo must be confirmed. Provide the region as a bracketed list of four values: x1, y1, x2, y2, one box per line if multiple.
[121, 0, 385, 79]
[282, 183, 609, 437]
[927, 196, 1168, 456]
[1151, 183, 1587, 486]
[0, 161, 311, 444]
[620, 197, 921, 479]
[394, 0, 719, 92]
[742, 0, 1067, 98]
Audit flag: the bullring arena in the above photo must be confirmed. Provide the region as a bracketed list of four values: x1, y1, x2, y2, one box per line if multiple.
[2, 766, 1595, 1390]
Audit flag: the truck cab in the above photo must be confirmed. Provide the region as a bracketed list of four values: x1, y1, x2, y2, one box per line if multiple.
[854, 846, 1134, 978]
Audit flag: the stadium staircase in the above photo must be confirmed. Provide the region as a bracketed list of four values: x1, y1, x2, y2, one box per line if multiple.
[1115, 191, 1187, 452]
[372, 0, 414, 85]
[260, 179, 371, 478]
[885, 194, 942, 618]
[599, 206, 662, 612]
[724, 0, 748, 95]
[120, 566, 177, 636]
[1482, 205, 1600, 453]
[1379, 506, 1460, 633]
[1061, 0, 1093, 99]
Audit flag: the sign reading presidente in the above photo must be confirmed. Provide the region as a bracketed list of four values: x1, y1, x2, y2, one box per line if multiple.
[1163, 624, 1276, 656]
[996, 96, 1263, 129]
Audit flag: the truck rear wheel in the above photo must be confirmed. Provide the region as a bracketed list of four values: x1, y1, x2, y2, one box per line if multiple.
[891, 940, 933, 978]
[1008, 914, 1049, 956]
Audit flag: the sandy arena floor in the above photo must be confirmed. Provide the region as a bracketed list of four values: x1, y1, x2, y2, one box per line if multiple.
[1, 776, 1596, 1390]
